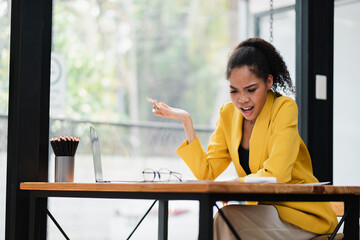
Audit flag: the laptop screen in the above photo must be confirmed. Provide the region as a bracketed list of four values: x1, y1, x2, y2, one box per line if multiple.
[90, 126, 104, 182]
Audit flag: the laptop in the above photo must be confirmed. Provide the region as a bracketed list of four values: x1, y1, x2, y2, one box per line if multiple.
[90, 126, 136, 183]
[90, 126, 185, 183]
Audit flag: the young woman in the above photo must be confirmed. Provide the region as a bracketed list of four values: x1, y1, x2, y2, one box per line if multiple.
[148, 38, 337, 240]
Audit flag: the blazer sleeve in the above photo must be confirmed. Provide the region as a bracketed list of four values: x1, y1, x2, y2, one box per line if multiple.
[250, 99, 301, 183]
[176, 106, 232, 180]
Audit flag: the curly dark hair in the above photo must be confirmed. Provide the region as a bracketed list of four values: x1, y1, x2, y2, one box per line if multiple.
[226, 38, 295, 96]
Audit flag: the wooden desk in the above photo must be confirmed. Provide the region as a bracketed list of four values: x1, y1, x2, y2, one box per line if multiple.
[20, 182, 360, 240]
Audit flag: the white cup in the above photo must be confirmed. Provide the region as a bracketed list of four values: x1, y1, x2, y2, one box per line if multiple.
[55, 156, 74, 182]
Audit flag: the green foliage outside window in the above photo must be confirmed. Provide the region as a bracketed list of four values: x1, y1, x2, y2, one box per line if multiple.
[0, 0, 10, 115]
[2, 0, 233, 126]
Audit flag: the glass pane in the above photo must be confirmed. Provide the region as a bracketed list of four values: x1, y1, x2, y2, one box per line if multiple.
[257, 8, 296, 97]
[50, 1, 232, 125]
[333, 0, 360, 185]
[48, 1, 298, 239]
[0, 0, 9, 115]
[0, 0, 10, 238]
[0, 0, 10, 239]
[48, 1, 235, 239]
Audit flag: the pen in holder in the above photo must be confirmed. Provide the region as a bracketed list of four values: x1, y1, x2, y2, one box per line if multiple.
[50, 136, 80, 182]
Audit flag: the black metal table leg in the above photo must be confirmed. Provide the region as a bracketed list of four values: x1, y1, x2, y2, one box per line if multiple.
[158, 200, 168, 240]
[344, 195, 359, 240]
[29, 195, 36, 240]
[199, 197, 213, 240]
[28, 196, 47, 240]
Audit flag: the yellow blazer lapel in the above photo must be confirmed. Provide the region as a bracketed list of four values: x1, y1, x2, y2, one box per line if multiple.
[231, 108, 247, 176]
[249, 91, 275, 172]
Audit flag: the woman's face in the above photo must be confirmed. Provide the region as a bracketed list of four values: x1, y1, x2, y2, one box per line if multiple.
[229, 66, 273, 123]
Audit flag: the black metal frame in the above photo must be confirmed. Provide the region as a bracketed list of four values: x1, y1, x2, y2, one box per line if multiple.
[296, 0, 335, 183]
[27, 190, 359, 240]
[38, 200, 70, 240]
[6, 0, 52, 239]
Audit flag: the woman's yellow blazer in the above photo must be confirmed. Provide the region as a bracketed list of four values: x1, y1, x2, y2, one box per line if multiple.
[176, 91, 338, 234]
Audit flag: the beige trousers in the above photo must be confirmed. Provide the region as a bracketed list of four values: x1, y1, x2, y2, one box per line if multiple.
[214, 204, 319, 240]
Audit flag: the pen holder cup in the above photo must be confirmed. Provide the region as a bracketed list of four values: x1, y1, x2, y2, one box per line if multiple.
[55, 156, 74, 182]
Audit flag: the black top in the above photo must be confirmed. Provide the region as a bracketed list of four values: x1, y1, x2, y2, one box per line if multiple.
[238, 145, 251, 175]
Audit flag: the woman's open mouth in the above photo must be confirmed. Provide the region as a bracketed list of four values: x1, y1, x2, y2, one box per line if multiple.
[241, 106, 254, 112]
[240, 106, 254, 117]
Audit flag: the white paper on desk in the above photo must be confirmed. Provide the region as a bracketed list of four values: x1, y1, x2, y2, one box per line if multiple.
[302, 182, 331, 185]
[244, 176, 277, 183]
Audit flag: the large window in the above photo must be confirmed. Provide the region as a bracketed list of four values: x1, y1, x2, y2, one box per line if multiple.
[48, 1, 234, 239]
[255, 5, 296, 92]
[0, 0, 10, 238]
[47, 0, 297, 239]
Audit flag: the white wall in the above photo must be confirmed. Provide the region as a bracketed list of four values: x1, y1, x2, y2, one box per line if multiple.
[333, 0, 360, 185]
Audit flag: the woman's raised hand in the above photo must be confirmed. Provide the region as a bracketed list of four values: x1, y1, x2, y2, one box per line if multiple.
[146, 97, 196, 143]
[146, 97, 190, 123]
